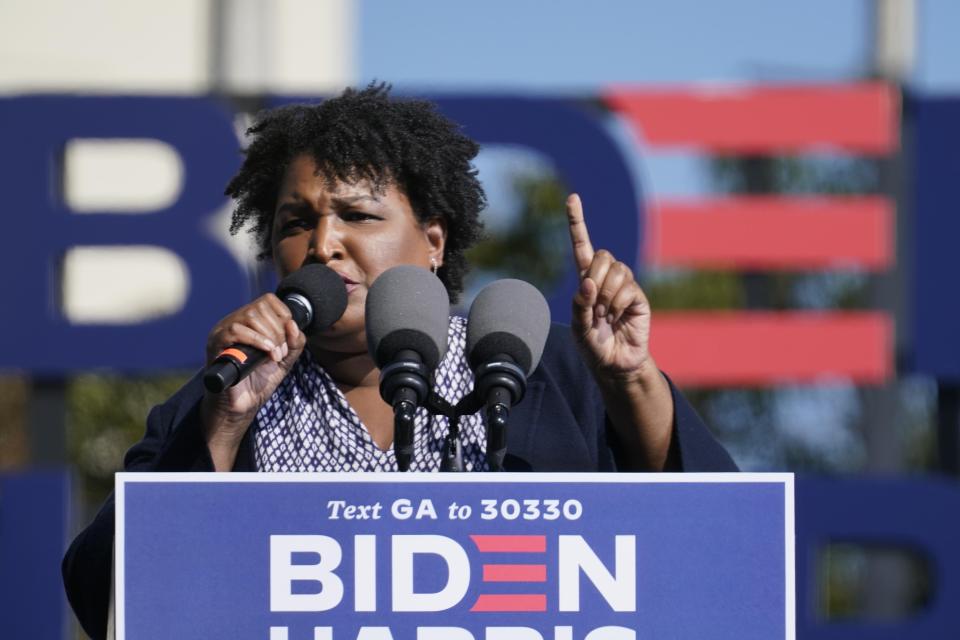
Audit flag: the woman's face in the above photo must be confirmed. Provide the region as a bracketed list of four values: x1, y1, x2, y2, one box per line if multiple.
[271, 155, 445, 351]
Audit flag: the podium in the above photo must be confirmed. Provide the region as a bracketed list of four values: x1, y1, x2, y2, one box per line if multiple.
[112, 473, 794, 639]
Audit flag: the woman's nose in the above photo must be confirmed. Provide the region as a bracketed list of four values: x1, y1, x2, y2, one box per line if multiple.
[308, 217, 344, 263]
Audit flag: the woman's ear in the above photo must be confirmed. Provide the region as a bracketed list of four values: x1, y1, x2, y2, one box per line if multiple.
[424, 217, 447, 268]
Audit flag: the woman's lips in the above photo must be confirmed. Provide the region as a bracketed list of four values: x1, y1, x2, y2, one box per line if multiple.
[335, 272, 359, 294]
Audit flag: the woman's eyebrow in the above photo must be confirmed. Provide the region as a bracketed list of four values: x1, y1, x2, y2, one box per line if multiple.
[331, 193, 380, 206]
[275, 200, 309, 217]
[274, 193, 380, 217]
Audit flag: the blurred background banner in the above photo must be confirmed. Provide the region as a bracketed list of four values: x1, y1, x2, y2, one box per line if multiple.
[0, 470, 70, 640]
[1, 0, 959, 638]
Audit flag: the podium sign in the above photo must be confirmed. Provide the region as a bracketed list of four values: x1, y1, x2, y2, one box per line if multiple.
[116, 473, 794, 640]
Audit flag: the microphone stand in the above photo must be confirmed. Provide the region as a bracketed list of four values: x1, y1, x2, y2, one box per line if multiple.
[423, 391, 497, 472]
[440, 416, 463, 472]
[386, 384, 469, 472]
[399, 378, 518, 473]
[423, 392, 467, 472]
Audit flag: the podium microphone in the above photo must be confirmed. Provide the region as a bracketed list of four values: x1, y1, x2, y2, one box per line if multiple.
[203, 264, 348, 393]
[365, 265, 450, 471]
[467, 279, 550, 471]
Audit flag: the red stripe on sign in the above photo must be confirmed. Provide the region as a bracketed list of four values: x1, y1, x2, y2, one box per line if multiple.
[470, 535, 546, 553]
[604, 83, 898, 154]
[482, 564, 548, 582]
[471, 594, 547, 612]
[647, 196, 893, 270]
[652, 312, 892, 386]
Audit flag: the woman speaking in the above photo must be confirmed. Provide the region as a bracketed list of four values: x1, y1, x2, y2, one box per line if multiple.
[63, 84, 736, 639]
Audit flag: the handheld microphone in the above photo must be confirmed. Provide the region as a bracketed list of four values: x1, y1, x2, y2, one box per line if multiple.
[203, 264, 348, 393]
[466, 279, 550, 470]
[365, 265, 450, 471]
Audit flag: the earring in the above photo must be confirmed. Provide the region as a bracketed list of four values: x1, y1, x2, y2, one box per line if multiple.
[430, 258, 438, 274]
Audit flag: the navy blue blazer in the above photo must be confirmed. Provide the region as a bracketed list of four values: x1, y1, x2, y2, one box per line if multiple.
[62, 324, 737, 639]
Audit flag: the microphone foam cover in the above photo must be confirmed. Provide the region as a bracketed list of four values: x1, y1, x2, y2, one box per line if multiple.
[275, 263, 348, 335]
[365, 265, 450, 370]
[467, 279, 551, 376]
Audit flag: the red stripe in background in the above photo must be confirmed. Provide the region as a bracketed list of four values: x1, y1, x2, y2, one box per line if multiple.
[471, 594, 547, 612]
[652, 312, 892, 386]
[470, 535, 546, 553]
[604, 83, 898, 154]
[647, 196, 894, 270]
[482, 564, 548, 582]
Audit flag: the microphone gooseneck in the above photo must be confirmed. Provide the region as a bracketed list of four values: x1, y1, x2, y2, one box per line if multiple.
[202, 264, 348, 393]
[473, 355, 526, 470]
[379, 348, 430, 468]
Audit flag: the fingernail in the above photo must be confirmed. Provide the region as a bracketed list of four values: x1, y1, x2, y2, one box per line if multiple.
[607, 314, 615, 325]
[596, 304, 607, 318]
[580, 279, 591, 295]
[264, 340, 276, 351]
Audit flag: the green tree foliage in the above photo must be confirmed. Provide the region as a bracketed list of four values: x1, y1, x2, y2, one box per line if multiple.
[67, 373, 190, 512]
[466, 172, 570, 292]
[645, 270, 743, 310]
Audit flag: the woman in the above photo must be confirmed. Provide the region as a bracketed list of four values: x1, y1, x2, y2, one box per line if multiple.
[63, 84, 736, 639]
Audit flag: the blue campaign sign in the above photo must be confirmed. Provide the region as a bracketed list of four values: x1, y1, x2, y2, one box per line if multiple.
[116, 473, 793, 640]
[0, 96, 249, 373]
[910, 94, 960, 380]
[0, 470, 71, 640]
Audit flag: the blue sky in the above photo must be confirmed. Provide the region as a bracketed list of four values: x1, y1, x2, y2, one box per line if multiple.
[916, 0, 960, 91]
[360, 0, 959, 92]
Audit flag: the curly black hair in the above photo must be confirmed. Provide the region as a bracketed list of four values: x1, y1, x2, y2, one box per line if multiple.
[225, 83, 486, 302]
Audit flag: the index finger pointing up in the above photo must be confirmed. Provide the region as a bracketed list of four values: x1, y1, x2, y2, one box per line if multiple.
[566, 193, 595, 274]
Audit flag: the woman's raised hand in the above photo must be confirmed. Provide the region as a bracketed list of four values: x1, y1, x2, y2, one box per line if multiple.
[565, 193, 674, 470]
[566, 193, 655, 382]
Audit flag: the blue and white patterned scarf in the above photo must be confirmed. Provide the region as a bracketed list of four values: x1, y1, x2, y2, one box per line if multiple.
[253, 315, 489, 471]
